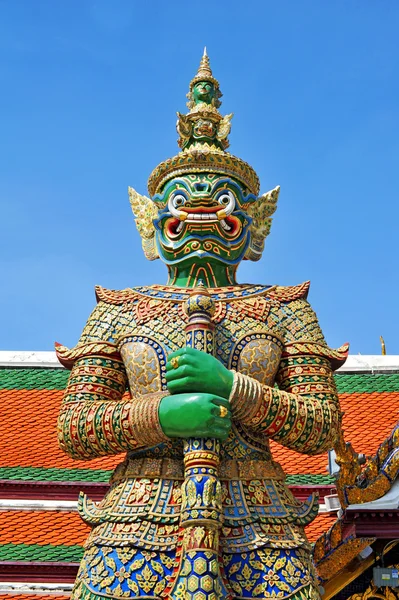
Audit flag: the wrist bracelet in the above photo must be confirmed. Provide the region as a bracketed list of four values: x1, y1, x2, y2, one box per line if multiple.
[228, 370, 264, 423]
[129, 392, 169, 447]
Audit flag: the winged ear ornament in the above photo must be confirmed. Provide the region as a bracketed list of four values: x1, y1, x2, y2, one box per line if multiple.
[128, 187, 159, 261]
[244, 185, 280, 261]
[176, 112, 192, 148]
[216, 113, 233, 142]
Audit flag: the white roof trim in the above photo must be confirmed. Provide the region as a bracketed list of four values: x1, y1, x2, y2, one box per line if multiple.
[0, 496, 332, 516]
[336, 355, 399, 373]
[0, 498, 77, 511]
[0, 351, 63, 368]
[0, 582, 73, 593]
[0, 351, 398, 373]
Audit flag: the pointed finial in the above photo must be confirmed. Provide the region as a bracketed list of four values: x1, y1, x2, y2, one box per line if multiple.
[187, 49, 222, 110]
[196, 47, 213, 82]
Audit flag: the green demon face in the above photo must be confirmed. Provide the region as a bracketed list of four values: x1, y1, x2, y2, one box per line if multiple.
[152, 174, 256, 267]
[192, 81, 216, 105]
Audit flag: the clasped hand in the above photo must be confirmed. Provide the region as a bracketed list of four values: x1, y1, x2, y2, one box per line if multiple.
[159, 347, 234, 440]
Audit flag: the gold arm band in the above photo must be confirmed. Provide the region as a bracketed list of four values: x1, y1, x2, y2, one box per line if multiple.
[228, 370, 264, 423]
[129, 391, 170, 447]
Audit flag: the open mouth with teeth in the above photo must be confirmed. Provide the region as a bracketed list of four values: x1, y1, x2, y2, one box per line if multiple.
[165, 190, 242, 237]
[165, 209, 242, 238]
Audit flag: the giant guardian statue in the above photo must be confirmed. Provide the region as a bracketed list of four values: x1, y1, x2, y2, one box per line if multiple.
[56, 50, 348, 600]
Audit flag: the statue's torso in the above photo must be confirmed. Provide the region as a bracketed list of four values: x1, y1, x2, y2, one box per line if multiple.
[119, 285, 283, 463]
[79, 283, 319, 554]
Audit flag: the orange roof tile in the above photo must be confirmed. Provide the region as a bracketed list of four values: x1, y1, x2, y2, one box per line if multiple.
[1, 385, 398, 478]
[270, 443, 328, 475]
[305, 512, 338, 543]
[0, 389, 121, 470]
[0, 508, 334, 548]
[0, 511, 89, 546]
[271, 391, 399, 475]
[0, 596, 70, 599]
[340, 392, 399, 456]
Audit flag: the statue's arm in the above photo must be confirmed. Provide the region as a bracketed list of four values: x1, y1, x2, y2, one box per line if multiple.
[230, 354, 341, 455]
[229, 298, 347, 455]
[56, 302, 168, 460]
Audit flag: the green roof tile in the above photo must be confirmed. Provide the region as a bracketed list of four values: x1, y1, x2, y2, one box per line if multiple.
[0, 467, 335, 486]
[0, 543, 83, 562]
[0, 368, 69, 390]
[334, 373, 399, 394]
[0, 466, 112, 482]
[1, 367, 399, 394]
[285, 474, 335, 485]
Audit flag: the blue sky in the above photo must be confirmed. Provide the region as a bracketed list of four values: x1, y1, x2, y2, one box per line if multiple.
[0, 0, 398, 354]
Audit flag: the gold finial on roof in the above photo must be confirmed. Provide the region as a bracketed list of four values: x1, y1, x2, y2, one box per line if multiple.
[380, 336, 386, 355]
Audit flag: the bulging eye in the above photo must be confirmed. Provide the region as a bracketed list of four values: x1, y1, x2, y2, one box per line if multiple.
[171, 193, 187, 208]
[218, 191, 234, 206]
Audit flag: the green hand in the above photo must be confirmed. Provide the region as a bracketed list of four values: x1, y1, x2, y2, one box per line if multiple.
[159, 393, 231, 439]
[165, 347, 234, 399]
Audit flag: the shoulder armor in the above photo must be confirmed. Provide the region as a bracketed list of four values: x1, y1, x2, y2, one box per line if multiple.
[55, 341, 120, 369]
[268, 281, 310, 302]
[95, 285, 139, 305]
[283, 341, 349, 371]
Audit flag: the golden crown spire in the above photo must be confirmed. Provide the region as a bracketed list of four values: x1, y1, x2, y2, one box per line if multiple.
[147, 50, 260, 197]
[195, 47, 212, 81]
[189, 47, 220, 93]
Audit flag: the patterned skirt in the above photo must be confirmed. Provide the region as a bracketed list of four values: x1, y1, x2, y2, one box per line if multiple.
[71, 544, 320, 600]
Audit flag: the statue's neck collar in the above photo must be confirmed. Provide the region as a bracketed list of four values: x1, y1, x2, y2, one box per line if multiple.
[132, 283, 274, 302]
[167, 261, 238, 288]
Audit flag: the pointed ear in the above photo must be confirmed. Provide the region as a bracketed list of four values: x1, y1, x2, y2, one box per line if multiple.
[216, 113, 233, 142]
[128, 187, 159, 261]
[176, 112, 192, 147]
[244, 186, 280, 261]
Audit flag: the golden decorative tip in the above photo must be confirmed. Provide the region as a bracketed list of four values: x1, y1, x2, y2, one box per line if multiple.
[196, 47, 213, 81]
[187, 48, 222, 108]
[380, 336, 386, 355]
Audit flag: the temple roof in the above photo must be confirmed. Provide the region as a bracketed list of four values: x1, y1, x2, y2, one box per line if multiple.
[1, 356, 398, 484]
[1, 353, 399, 593]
